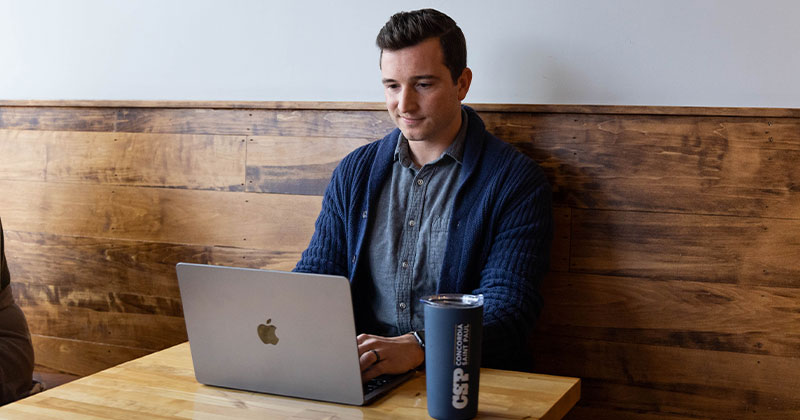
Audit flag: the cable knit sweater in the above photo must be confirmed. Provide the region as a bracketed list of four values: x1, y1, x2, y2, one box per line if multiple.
[295, 106, 552, 370]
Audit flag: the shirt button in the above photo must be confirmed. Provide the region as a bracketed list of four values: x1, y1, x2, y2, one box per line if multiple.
[399, 302, 407, 310]
[401, 261, 408, 269]
[351, 256, 356, 263]
[362, 210, 367, 218]
[409, 219, 415, 227]
[416, 179, 424, 186]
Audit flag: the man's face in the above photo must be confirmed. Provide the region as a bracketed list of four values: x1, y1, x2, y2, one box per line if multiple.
[380, 37, 471, 147]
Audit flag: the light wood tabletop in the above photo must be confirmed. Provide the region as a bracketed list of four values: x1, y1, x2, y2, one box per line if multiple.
[0, 342, 580, 419]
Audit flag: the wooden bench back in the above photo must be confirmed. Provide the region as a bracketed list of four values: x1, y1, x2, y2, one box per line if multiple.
[1, 101, 798, 418]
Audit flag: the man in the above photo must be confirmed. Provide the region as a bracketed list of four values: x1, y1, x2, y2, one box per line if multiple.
[295, 8, 552, 382]
[0, 218, 35, 405]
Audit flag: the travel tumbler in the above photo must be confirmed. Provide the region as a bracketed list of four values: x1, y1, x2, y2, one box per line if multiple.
[420, 294, 483, 420]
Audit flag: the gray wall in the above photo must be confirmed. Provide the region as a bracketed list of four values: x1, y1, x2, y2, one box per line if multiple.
[1, 0, 798, 107]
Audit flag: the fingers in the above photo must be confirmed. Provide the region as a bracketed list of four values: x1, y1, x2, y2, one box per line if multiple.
[357, 334, 381, 373]
[361, 362, 385, 383]
[360, 349, 386, 382]
[358, 345, 381, 372]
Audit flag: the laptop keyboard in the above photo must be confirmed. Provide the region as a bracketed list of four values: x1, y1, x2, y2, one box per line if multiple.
[363, 375, 395, 395]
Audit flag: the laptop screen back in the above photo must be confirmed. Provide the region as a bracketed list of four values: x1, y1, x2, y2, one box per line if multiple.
[176, 263, 366, 405]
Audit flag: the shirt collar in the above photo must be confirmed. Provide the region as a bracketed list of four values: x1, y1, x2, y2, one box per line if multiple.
[394, 108, 469, 168]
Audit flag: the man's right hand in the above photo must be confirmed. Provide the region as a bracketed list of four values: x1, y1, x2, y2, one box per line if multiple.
[357, 333, 424, 382]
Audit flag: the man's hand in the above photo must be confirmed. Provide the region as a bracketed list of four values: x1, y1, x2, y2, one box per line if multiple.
[357, 333, 424, 382]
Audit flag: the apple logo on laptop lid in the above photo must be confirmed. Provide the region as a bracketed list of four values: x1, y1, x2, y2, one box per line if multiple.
[257, 318, 279, 345]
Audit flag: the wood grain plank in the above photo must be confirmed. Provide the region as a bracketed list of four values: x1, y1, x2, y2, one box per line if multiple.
[0, 107, 116, 131]
[531, 336, 800, 420]
[564, 382, 800, 420]
[114, 108, 252, 135]
[3, 230, 304, 299]
[0, 129, 47, 181]
[569, 209, 800, 287]
[115, 108, 395, 138]
[483, 113, 800, 150]
[4, 230, 178, 298]
[536, 272, 800, 357]
[41, 130, 247, 191]
[21, 301, 186, 349]
[483, 113, 800, 218]
[550, 207, 571, 272]
[31, 335, 152, 377]
[0, 180, 320, 251]
[250, 109, 394, 138]
[245, 135, 373, 195]
[13, 282, 183, 319]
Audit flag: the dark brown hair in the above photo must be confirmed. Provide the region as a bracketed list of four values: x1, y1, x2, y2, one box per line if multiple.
[376, 8, 467, 83]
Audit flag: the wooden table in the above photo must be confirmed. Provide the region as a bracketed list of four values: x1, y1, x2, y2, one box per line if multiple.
[0, 342, 580, 419]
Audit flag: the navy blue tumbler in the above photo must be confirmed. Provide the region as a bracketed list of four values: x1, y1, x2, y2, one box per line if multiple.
[421, 294, 483, 420]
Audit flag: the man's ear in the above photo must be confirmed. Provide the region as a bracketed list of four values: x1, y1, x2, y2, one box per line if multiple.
[457, 67, 472, 101]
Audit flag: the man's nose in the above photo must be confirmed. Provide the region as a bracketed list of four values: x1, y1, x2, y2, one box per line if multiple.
[397, 88, 418, 114]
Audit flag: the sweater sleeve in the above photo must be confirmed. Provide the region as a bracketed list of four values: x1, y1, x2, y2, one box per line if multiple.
[473, 161, 553, 371]
[293, 159, 350, 276]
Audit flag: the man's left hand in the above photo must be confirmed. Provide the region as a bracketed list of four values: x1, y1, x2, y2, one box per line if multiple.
[357, 333, 424, 382]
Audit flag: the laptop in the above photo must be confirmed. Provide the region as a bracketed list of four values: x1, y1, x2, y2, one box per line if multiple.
[175, 262, 413, 405]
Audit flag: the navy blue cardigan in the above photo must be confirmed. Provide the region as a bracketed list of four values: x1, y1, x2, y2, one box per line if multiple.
[295, 106, 552, 370]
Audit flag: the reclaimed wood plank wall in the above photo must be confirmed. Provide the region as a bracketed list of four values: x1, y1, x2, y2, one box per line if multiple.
[0, 101, 798, 419]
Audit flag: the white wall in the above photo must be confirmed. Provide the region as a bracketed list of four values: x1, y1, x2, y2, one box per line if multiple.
[1, 0, 798, 107]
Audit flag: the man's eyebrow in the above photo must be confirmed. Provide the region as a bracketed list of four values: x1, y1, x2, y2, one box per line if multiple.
[382, 75, 439, 84]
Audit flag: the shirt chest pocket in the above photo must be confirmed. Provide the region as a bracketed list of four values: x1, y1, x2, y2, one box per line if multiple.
[427, 216, 450, 281]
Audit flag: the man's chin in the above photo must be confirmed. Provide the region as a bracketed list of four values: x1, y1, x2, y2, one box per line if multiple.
[400, 130, 425, 142]
[398, 124, 428, 140]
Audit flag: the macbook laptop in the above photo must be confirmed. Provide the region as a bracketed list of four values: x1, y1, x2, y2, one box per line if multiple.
[175, 262, 413, 405]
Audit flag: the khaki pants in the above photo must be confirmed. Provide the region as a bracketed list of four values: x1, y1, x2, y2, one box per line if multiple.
[0, 284, 34, 405]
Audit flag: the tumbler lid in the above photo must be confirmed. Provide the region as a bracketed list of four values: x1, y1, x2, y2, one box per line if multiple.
[420, 294, 484, 308]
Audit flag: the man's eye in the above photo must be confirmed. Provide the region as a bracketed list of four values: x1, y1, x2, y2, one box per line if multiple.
[417, 83, 431, 89]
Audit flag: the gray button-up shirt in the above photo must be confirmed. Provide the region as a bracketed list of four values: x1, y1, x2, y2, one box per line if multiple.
[367, 110, 468, 336]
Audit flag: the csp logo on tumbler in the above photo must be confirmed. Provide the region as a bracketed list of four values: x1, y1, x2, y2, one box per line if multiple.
[452, 368, 469, 409]
[451, 323, 471, 409]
